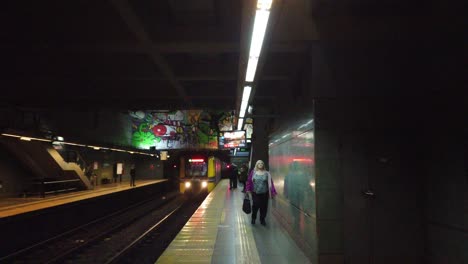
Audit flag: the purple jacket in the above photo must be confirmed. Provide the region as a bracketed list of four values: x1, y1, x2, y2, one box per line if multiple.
[245, 169, 277, 197]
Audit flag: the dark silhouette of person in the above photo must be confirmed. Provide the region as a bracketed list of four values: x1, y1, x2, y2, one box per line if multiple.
[238, 164, 248, 192]
[229, 164, 238, 190]
[113, 163, 118, 183]
[130, 164, 136, 187]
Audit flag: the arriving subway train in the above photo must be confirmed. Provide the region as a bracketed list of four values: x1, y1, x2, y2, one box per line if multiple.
[177, 152, 223, 195]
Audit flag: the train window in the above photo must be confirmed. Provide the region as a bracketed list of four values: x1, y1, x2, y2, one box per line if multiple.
[185, 159, 207, 177]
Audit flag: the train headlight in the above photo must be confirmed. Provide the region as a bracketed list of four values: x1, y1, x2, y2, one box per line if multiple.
[185, 181, 191, 188]
[201, 181, 208, 188]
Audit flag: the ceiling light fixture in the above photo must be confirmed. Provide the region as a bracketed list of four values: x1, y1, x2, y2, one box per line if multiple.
[239, 0, 273, 129]
[239, 86, 252, 118]
[237, 118, 244, 131]
[244, 2, 271, 83]
[257, 0, 273, 10]
[245, 57, 259, 82]
[249, 10, 270, 58]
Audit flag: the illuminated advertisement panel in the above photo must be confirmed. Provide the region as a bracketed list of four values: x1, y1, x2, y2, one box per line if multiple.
[129, 110, 235, 150]
[218, 130, 246, 149]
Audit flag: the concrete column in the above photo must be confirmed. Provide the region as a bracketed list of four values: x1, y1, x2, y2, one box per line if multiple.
[250, 107, 271, 169]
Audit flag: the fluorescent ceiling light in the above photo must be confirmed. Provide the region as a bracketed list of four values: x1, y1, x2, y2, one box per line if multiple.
[239, 102, 248, 118]
[242, 85, 252, 101]
[33, 138, 52, 142]
[249, 10, 270, 58]
[2, 133, 52, 142]
[245, 57, 258, 82]
[240, 99, 249, 118]
[237, 118, 244, 131]
[63, 142, 86, 147]
[239, 86, 251, 118]
[257, 0, 273, 10]
[1, 133, 21, 138]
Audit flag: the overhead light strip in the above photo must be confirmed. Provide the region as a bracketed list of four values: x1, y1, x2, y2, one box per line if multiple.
[1, 133, 152, 157]
[249, 10, 270, 58]
[239, 0, 273, 127]
[237, 118, 244, 131]
[244, 4, 271, 83]
[239, 86, 252, 118]
[245, 57, 259, 82]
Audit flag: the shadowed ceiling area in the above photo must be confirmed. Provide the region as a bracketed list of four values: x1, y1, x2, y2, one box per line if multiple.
[0, 0, 463, 116]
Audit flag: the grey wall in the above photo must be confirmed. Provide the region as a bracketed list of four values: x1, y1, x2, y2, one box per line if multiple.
[0, 145, 32, 197]
[314, 99, 427, 264]
[250, 106, 272, 168]
[42, 109, 133, 147]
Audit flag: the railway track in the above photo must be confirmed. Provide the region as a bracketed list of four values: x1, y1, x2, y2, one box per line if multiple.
[0, 191, 206, 264]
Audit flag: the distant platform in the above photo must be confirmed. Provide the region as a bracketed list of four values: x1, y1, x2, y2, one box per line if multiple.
[0, 179, 167, 218]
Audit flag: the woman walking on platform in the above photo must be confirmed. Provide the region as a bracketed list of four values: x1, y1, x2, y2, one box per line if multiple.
[246, 160, 276, 226]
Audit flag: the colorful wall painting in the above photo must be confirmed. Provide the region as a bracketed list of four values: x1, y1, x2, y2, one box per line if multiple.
[129, 110, 235, 150]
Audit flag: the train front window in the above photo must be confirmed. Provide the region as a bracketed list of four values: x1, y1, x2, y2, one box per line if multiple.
[186, 159, 207, 177]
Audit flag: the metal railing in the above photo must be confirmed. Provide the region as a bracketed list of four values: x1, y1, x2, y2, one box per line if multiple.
[28, 179, 81, 198]
[62, 150, 87, 171]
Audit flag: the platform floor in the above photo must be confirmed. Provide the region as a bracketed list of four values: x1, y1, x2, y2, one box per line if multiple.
[0, 179, 166, 218]
[157, 179, 311, 264]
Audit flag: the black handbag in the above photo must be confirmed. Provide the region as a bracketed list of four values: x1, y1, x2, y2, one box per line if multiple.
[242, 194, 251, 214]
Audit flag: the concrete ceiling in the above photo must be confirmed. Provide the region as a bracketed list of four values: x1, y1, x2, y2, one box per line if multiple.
[0, 0, 462, 115]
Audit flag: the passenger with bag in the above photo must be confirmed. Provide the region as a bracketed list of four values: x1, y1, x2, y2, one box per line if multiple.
[238, 164, 248, 193]
[242, 193, 251, 214]
[245, 160, 277, 226]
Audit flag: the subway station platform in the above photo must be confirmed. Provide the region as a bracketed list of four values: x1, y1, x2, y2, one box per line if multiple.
[157, 179, 311, 264]
[0, 179, 166, 218]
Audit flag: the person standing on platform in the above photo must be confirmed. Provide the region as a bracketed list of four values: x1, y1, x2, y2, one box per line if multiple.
[130, 164, 136, 187]
[229, 164, 238, 190]
[113, 163, 118, 183]
[238, 163, 248, 193]
[246, 160, 277, 226]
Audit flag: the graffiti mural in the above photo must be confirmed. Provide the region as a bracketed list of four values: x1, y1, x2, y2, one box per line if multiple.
[129, 110, 235, 150]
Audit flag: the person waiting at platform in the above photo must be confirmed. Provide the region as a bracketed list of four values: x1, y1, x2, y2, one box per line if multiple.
[238, 163, 248, 193]
[246, 160, 277, 226]
[229, 164, 238, 190]
[130, 164, 136, 187]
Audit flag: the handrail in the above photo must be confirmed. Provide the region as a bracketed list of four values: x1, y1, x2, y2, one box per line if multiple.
[28, 179, 82, 198]
[62, 150, 87, 171]
[43, 179, 80, 184]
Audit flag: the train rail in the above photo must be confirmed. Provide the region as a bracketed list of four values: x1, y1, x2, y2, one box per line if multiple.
[0, 192, 205, 263]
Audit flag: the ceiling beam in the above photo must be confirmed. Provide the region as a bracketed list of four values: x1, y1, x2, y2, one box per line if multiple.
[0, 42, 308, 54]
[109, 0, 192, 107]
[3, 75, 288, 81]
